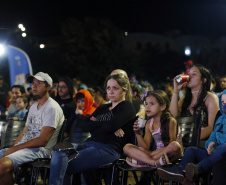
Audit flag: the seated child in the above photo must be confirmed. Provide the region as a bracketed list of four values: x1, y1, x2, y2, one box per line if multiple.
[64, 89, 96, 139]
[123, 90, 182, 167]
[8, 96, 28, 121]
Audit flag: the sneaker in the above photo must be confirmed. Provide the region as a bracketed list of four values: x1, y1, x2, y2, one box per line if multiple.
[157, 164, 185, 183]
[185, 163, 203, 182]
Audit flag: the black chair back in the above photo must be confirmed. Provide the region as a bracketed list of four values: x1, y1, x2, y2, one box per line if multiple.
[14, 119, 67, 185]
[177, 114, 202, 148]
[1, 120, 26, 149]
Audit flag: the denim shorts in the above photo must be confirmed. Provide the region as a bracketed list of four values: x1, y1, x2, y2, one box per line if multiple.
[0, 147, 48, 169]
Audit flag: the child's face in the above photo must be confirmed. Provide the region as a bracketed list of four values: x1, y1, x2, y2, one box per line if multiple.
[221, 94, 226, 113]
[29, 99, 37, 107]
[16, 98, 27, 110]
[77, 98, 85, 110]
[144, 95, 165, 118]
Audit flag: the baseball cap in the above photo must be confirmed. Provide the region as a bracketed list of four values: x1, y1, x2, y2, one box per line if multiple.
[27, 72, 53, 87]
[184, 60, 193, 66]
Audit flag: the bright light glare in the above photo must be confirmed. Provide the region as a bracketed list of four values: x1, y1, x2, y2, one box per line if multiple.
[0, 44, 5, 56]
[22, 33, 26, 37]
[40, 44, 45, 49]
[21, 27, 26, 31]
[185, 46, 191, 56]
[125, 32, 128, 36]
[18, 24, 23, 29]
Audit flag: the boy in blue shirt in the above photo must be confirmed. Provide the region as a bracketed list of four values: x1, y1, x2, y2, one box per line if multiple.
[8, 96, 28, 121]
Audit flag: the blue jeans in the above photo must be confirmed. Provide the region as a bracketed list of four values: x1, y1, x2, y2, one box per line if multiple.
[179, 144, 226, 172]
[49, 141, 121, 185]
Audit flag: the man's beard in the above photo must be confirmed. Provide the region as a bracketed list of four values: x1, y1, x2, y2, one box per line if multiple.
[60, 93, 70, 99]
[33, 90, 48, 100]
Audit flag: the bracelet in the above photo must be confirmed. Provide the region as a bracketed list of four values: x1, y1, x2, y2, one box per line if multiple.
[173, 91, 179, 94]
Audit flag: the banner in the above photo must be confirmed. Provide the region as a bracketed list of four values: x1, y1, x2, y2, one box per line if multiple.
[7, 45, 33, 86]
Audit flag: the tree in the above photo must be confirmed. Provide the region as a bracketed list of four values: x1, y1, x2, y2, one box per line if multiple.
[58, 17, 139, 87]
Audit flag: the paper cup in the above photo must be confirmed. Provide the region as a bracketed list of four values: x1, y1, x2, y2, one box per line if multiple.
[138, 118, 147, 130]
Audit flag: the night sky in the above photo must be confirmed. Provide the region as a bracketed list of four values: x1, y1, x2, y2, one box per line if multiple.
[1, 0, 226, 39]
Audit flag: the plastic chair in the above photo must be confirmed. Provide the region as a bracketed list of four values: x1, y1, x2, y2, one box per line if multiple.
[51, 115, 137, 185]
[108, 131, 159, 185]
[30, 118, 90, 185]
[110, 158, 159, 185]
[159, 110, 222, 185]
[14, 119, 67, 185]
[1, 120, 26, 149]
[177, 114, 202, 148]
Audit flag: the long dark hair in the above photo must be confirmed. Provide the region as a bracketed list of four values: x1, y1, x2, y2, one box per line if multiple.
[142, 90, 171, 146]
[181, 64, 210, 115]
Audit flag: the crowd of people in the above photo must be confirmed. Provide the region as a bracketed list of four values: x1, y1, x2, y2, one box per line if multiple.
[0, 63, 225, 185]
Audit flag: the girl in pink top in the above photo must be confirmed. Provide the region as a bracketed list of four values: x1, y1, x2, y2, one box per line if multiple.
[124, 90, 182, 167]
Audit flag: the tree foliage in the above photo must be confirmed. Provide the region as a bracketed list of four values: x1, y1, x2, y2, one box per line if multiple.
[58, 17, 138, 87]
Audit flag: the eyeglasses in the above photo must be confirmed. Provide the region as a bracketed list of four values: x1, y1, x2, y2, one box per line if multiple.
[58, 86, 67, 89]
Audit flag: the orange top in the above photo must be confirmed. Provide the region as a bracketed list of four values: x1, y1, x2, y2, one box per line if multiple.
[75, 89, 96, 116]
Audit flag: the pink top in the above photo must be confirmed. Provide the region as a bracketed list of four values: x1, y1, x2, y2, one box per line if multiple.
[149, 118, 165, 150]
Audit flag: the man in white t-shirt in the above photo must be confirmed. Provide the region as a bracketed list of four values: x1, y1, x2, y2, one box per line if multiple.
[0, 72, 64, 185]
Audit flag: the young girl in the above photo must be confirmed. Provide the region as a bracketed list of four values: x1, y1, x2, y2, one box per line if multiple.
[8, 96, 28, 121]
[124, 90, 182, 167]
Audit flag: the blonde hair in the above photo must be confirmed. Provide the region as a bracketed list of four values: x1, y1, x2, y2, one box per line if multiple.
[105, 73, 132, 102]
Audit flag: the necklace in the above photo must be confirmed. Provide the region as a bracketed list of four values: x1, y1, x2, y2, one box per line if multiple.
[191, 90, 200, 93]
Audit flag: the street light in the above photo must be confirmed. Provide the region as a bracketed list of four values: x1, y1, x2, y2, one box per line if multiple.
[18, 24, 23, 29]
[0, 44, 5, 56]
[185, 46, 191, 56]
[21, 27, 26, 31]
[22, 33, 26, 37]
[40, 44, 45, 49]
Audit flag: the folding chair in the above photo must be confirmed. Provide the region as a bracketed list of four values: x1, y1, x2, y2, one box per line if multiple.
[14, 119, 67, 185]
[177, 114, 202, 148]
[1, 120, 26, 149]
[29, 118, 90, 185]
[159, 110, 222, 185]
[107, 128, 160, 185]
[110, 158, 159, 185]
[0, 120, 26, 184]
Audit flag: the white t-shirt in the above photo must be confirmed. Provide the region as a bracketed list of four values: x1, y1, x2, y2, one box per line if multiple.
[16, 97, 64, 155]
